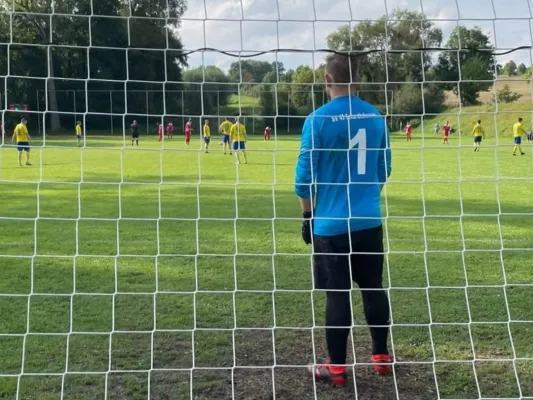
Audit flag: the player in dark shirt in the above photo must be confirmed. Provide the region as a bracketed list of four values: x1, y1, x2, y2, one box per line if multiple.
[131, 120, 139, 146]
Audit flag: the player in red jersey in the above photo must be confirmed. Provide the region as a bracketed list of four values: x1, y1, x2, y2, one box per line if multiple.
[157, 123, 164, 142]
[184, 118, 192, 145]
[264, 126, 272, 141]
[405, 122, 412, 141]
[442, 121, 451, 144]
[167, 122, 174, 139]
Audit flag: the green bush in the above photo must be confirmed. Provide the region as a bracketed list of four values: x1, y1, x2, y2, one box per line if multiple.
[496, 84, 522, 104]
[393, 83, 445, 125]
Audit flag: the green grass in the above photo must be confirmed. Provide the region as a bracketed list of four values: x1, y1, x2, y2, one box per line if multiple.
[407, 101, 533, 138]
[0, 130, 533, 400]
[225, 94, 261, 114]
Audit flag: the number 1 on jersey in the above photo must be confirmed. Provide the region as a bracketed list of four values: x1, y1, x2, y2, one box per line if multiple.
[349, 128, 366, 175]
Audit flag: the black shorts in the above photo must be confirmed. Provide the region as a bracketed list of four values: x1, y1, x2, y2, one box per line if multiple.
[132, 133, 139, 139]
[17, 142, 30, 152]
[313, 225, 384, 290]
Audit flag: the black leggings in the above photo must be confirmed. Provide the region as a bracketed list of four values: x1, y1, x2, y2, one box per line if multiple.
[326, 288, 390, 365]
[314, 226, 390, 365]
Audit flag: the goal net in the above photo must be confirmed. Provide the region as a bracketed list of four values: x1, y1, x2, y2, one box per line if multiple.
[1, 0, 533, 399]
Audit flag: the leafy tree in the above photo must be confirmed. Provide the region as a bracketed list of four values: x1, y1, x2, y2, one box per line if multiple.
[283, 69, 295, 83]
[290, 65, 315, 110]
[327, 9, 442, 84]
[517, 63, 527, 75]
[182, 66, 232, 116]
[436, 26, 495, 105]
[271, 62, 285, 78]
[326, 9, 443, 111]
[7, 0, 188, 132]
[313, 64, 327, 108]
[393, 82, 445, 124]
[12, 0, 61, 130]
[496, 84, 522, 103]
[259, 83, 275, 128]
[503, 60, 517, 76]
[228, 60, 274, 84]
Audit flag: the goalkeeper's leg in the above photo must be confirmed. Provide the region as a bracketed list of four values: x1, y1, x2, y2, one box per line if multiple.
[353, 225, 391, 374]
[308, 228, 391, 384]
[307, 235, 351, 386]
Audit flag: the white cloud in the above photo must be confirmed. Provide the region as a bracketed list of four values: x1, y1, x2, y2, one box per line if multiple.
[177, 0, 533, 71]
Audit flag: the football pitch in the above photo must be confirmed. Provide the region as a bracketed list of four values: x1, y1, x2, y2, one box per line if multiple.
[0, 134, 532, 400]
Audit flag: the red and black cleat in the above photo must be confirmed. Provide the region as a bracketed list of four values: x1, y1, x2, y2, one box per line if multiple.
[307, 362, 347, 386]
[372, 354, 392, 375]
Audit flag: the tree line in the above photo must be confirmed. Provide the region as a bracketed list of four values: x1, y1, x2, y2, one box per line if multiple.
[498, 60, 530, 77]
[1, 4, 519, 134]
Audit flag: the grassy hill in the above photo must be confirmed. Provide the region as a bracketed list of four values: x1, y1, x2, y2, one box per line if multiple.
[410, 102, 533, 138]
[402, 76, 533, 138]
[222, 94, 261, 116]
[445, 75, 532, 107]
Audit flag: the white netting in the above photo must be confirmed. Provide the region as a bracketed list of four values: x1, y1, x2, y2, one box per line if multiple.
[1, 0, 533, 399]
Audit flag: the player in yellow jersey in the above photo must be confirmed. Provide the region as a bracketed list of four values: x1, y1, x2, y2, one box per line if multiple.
[75, 121, 83, 147]
[12, 117, 31, 166]
[471, 120, 484, 152]
[203, 119, 211, 153]
[512, 117, 526, 156]
[219, 117, 232, 155]
[230, 120, 248, 164]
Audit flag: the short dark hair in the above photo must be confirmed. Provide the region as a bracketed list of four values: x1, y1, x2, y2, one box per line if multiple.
[325, 53, 358, 85]
[519, 117, 523, 122]
[477, 120, 481, 124]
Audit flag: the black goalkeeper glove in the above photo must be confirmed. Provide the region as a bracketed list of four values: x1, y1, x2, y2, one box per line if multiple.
[301, 211, 313, 245]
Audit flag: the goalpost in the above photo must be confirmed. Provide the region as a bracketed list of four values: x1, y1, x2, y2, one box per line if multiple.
[1, 1, 533, 399]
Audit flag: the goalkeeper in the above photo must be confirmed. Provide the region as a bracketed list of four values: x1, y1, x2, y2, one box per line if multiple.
[294, 53, 392, 386]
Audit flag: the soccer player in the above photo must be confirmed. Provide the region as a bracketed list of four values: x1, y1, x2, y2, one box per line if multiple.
[264, 126, 272, 141]
[12, 117, 31, 166]
[157, 123, 163, 142]
[230, 119, 248, 164]
[434, 122, 440, 137]
[295, 53, 392, 386]
[131, 120, 140, 146]
[512, 117, 526, 156]
[442, 121, 451, 144]
[203, 119, 211, 153]
[75, 121, 82, 147]
[405, 121, 412, 141]
[528, 128, 533, 142]
[184, 118, 192, 145]
[167, 122, 174, 139]
[472, 120, 484, 152]
[219, 117, 232, 154]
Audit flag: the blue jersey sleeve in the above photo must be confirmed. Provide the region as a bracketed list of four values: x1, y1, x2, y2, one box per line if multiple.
[294, 115, 320, 199]
[377, 128, 392, 183]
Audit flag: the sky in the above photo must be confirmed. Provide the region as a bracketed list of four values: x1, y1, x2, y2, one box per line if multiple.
[176, 0, 533, 73]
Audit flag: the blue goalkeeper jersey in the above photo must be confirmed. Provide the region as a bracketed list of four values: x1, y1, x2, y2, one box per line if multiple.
[294, 95, 392, 236]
